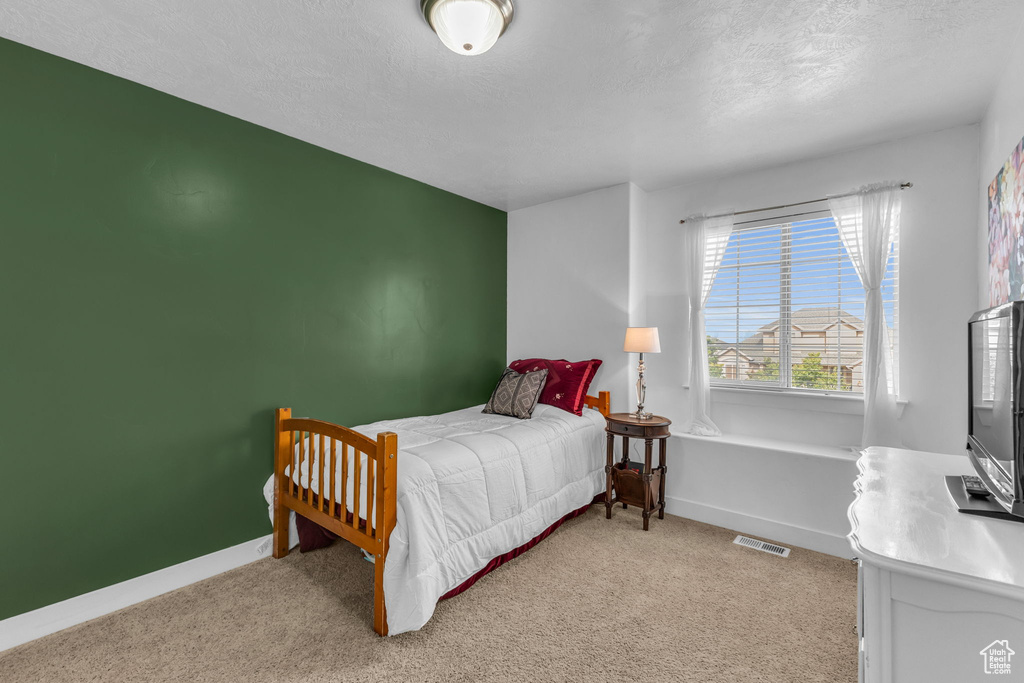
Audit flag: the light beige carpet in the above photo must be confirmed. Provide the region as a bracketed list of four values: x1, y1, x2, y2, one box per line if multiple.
[0, 508, 857, 682]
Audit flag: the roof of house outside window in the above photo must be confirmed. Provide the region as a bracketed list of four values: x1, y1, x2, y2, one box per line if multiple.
[713, 307, 865, 369]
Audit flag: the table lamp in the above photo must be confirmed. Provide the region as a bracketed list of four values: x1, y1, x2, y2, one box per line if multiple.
[624, 327, 661, 419]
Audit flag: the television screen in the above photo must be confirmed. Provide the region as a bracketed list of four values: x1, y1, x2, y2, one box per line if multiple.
[969, 311, 1019, 505]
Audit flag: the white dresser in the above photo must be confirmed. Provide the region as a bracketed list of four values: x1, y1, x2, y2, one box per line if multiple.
[848, 447, 1024, 683]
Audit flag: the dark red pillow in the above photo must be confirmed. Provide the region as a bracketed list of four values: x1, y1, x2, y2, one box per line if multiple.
[508, 358, 602, 416]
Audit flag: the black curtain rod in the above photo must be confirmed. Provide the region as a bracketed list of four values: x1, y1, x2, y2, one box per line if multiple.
[678, 182, 913, 225]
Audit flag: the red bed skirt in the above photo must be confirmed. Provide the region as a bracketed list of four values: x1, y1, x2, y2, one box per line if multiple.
[293, 494, 602, 600]
[439, 495, 599, 601]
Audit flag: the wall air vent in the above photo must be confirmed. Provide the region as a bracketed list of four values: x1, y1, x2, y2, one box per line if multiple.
[733, 535, 791, 558]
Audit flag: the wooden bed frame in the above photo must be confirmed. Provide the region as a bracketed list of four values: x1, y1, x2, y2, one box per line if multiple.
[271, 391, 611, 636]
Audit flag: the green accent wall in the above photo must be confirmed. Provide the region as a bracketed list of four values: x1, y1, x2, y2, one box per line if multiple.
[0, 38, 506, 620]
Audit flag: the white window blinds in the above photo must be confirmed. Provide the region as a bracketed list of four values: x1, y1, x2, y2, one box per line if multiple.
[704, 209, 898, 394]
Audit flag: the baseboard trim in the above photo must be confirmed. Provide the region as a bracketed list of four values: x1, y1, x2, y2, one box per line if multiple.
[664, 497, 853, 559]
[0, 534, 273, 653]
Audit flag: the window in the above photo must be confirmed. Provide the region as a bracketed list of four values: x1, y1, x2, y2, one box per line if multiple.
[705, 211, 898, 394]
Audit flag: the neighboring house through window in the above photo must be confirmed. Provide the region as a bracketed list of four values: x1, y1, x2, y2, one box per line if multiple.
[705, 210, 898, 394]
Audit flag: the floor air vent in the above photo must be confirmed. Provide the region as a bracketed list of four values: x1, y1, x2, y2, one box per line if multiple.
[733, 535, 791, 558]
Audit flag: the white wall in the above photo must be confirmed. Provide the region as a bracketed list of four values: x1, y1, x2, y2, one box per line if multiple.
[666, 435, 858, 557]
[507, 126, 981, 556]
[646, 125, 981, 456]
[627, 183, 649, 327]
[979, 22, 1024, 307]
[507, 183, 636, 412]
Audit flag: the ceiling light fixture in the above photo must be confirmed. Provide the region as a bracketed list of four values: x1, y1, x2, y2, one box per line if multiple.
[421, 0, 514, 56]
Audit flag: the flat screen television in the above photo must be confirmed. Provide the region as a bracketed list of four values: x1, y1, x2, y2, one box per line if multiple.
[967, 301, 1024, 519]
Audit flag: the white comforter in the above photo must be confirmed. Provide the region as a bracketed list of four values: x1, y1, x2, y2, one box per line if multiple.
[262, 403, 606, 635]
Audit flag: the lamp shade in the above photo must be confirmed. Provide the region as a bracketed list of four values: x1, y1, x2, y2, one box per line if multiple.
[423, 0, 513, 56]
[624, 327, 661, 354]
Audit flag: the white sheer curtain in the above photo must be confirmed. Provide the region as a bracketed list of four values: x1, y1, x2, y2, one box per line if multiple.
[683, 213, 734, 436]
[828, 184, 902, 447]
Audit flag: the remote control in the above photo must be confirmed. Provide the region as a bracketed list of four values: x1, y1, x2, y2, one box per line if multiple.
[962, 475, 991, 498]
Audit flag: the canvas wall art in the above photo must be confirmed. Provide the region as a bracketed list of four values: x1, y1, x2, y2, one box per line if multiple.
[989, 135, 1024, 305]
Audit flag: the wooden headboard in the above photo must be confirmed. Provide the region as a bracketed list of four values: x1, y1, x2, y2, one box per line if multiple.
[584, 391, 611, 417]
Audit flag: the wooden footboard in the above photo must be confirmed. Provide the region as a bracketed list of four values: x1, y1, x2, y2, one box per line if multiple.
[272, 408, 397, 636]
[271, 391, 608, 637]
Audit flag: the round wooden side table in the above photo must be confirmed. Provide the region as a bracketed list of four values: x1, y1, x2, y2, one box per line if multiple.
[604, 412, 672, 531]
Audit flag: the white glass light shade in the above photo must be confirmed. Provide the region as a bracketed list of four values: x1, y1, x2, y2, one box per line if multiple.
[426, 0, 510, 56]
[624, 327, 661, 354]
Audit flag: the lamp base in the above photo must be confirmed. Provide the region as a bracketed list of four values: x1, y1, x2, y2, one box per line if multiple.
[633, 354, 653, 421]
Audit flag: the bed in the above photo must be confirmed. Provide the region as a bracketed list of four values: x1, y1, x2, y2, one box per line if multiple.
[264, 391, 610, 636]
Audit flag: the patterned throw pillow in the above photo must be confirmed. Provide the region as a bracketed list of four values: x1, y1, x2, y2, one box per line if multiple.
[482, 367, 549, 419]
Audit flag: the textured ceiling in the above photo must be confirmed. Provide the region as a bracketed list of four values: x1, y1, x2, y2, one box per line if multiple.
[2, 1, 1023, 210]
